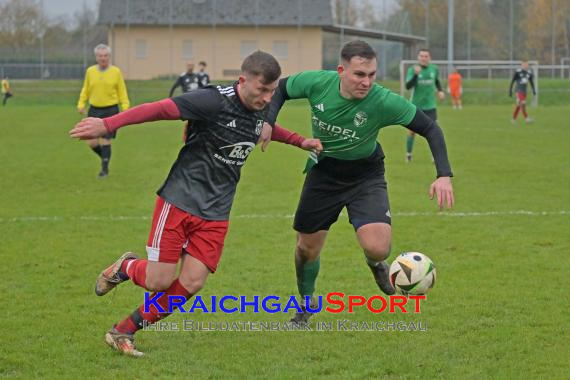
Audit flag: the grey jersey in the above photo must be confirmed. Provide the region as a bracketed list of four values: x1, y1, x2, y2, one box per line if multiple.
[510, 69, 536, 95]
[169, 72, 200, 97]
[196, 71, 210, 88]
[158, 83, 266, 220]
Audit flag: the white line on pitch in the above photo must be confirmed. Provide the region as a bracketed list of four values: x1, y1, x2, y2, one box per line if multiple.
[0, 210, 569, 223]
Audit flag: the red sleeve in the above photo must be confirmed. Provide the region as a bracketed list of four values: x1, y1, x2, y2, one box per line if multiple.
[271, 123, 305, 147]
[103, 98, 181, 133]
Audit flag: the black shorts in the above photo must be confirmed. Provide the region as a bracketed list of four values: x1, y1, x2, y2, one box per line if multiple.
[88, 105, 120, 139]
[422, 108, 438, 122]
[293, 146, 391, 234]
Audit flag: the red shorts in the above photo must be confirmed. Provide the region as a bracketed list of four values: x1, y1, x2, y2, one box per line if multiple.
[146, 197, 229, 272]
[516, 92, 527, 104]
[450, 89, 461, 99]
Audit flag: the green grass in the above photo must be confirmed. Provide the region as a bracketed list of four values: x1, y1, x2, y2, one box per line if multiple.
[1, 82, 570, 379]
[8, 77, 570, 106]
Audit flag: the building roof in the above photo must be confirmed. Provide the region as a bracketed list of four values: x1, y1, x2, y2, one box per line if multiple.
[322, 25, 426, 45]
[98, 0, 334, 27]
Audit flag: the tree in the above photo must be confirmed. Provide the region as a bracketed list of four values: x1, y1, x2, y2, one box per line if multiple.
[334, 0, 359, 26]
[0, 0, 46, 54]
[521, 0, 570, 63]
[392, 0, 520, 60]
[0, 0, 107, 64]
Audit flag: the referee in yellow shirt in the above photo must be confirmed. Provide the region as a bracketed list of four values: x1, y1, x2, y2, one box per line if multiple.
[2, 75, 13, 106]
[77, 44, 130, 178]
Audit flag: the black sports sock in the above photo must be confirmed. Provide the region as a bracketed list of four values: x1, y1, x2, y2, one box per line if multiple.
[91, 145, 103, 158]
[101, 145, 111, 172]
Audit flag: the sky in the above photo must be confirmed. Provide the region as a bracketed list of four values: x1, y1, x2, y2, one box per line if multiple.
[42, 0, 99, 18]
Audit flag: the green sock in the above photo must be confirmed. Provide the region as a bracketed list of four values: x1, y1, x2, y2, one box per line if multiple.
[296, 258, 320, 297]
[406, 135, 415, 154]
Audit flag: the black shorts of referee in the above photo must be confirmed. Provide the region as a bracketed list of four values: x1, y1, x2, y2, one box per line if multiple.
[88, 104, 120, 139]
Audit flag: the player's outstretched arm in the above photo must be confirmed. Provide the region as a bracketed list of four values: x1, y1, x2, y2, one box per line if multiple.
[405, 109, 454, 209]
[271, 123, 322, 153]
[69, 117, 107, 139]
[168, 77, 181, 98]
[69, 99, 181, 140]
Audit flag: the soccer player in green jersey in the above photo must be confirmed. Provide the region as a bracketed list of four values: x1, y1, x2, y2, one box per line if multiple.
[405, 49, 445, 162]
[267, 41, 454, 323]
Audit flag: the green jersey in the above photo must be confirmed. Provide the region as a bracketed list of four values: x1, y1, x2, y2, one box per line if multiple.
[406, 64, 439, 110]
[286, 70, 416, 171]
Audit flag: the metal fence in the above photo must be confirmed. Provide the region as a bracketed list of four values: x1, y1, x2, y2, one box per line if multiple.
[1, 0, 570, 80]
[0, 64, 86, 80]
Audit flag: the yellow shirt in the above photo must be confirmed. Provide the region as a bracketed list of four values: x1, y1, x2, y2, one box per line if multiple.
[1, 79, 10, 94]
[77, 65, 130, 110]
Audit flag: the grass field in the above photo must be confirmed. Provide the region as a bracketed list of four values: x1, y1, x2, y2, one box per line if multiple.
[1, 81, 569, 379]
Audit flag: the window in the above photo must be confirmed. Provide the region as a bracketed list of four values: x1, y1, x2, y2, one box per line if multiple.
[272, 41, 288, 59]
[240, 41, 257, 59]
[182, 40, 193, 59]
[135, 39, 147, 59]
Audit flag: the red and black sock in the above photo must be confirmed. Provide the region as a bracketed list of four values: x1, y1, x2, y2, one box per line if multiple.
[513, 106, 520, 119]
[121, 259, 148, 289]
[114, 279, 191, 335]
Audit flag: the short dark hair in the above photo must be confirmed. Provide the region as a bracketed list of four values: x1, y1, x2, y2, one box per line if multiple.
[340, 40, 377, 63]
[199, 61, 207, 66]
[241, 51, 281, 84]
[418, 48, 430, 54]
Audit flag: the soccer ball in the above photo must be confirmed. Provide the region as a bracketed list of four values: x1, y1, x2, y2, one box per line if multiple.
[389, 252, 436, 295]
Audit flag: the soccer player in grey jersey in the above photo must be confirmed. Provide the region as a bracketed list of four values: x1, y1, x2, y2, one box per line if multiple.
[169, 61, 201, 97]
[197, 61, 210, 88]
[70, 51, 322, 357]
[509, 61, 536, 124]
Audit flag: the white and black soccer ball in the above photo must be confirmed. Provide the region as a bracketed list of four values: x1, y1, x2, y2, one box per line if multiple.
[389, 252, 436, 295]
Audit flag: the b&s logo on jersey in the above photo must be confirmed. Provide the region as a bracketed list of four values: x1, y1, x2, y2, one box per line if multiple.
[353, 111, 368, 128]
[213, 142, 255, 166]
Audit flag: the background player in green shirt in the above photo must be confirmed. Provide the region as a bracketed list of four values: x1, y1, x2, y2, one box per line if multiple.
[405, 49, 445, 162]
[267, 41, 454, 323]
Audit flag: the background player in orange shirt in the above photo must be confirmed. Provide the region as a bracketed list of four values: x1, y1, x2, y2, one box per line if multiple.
[447, 67, 463, 110]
